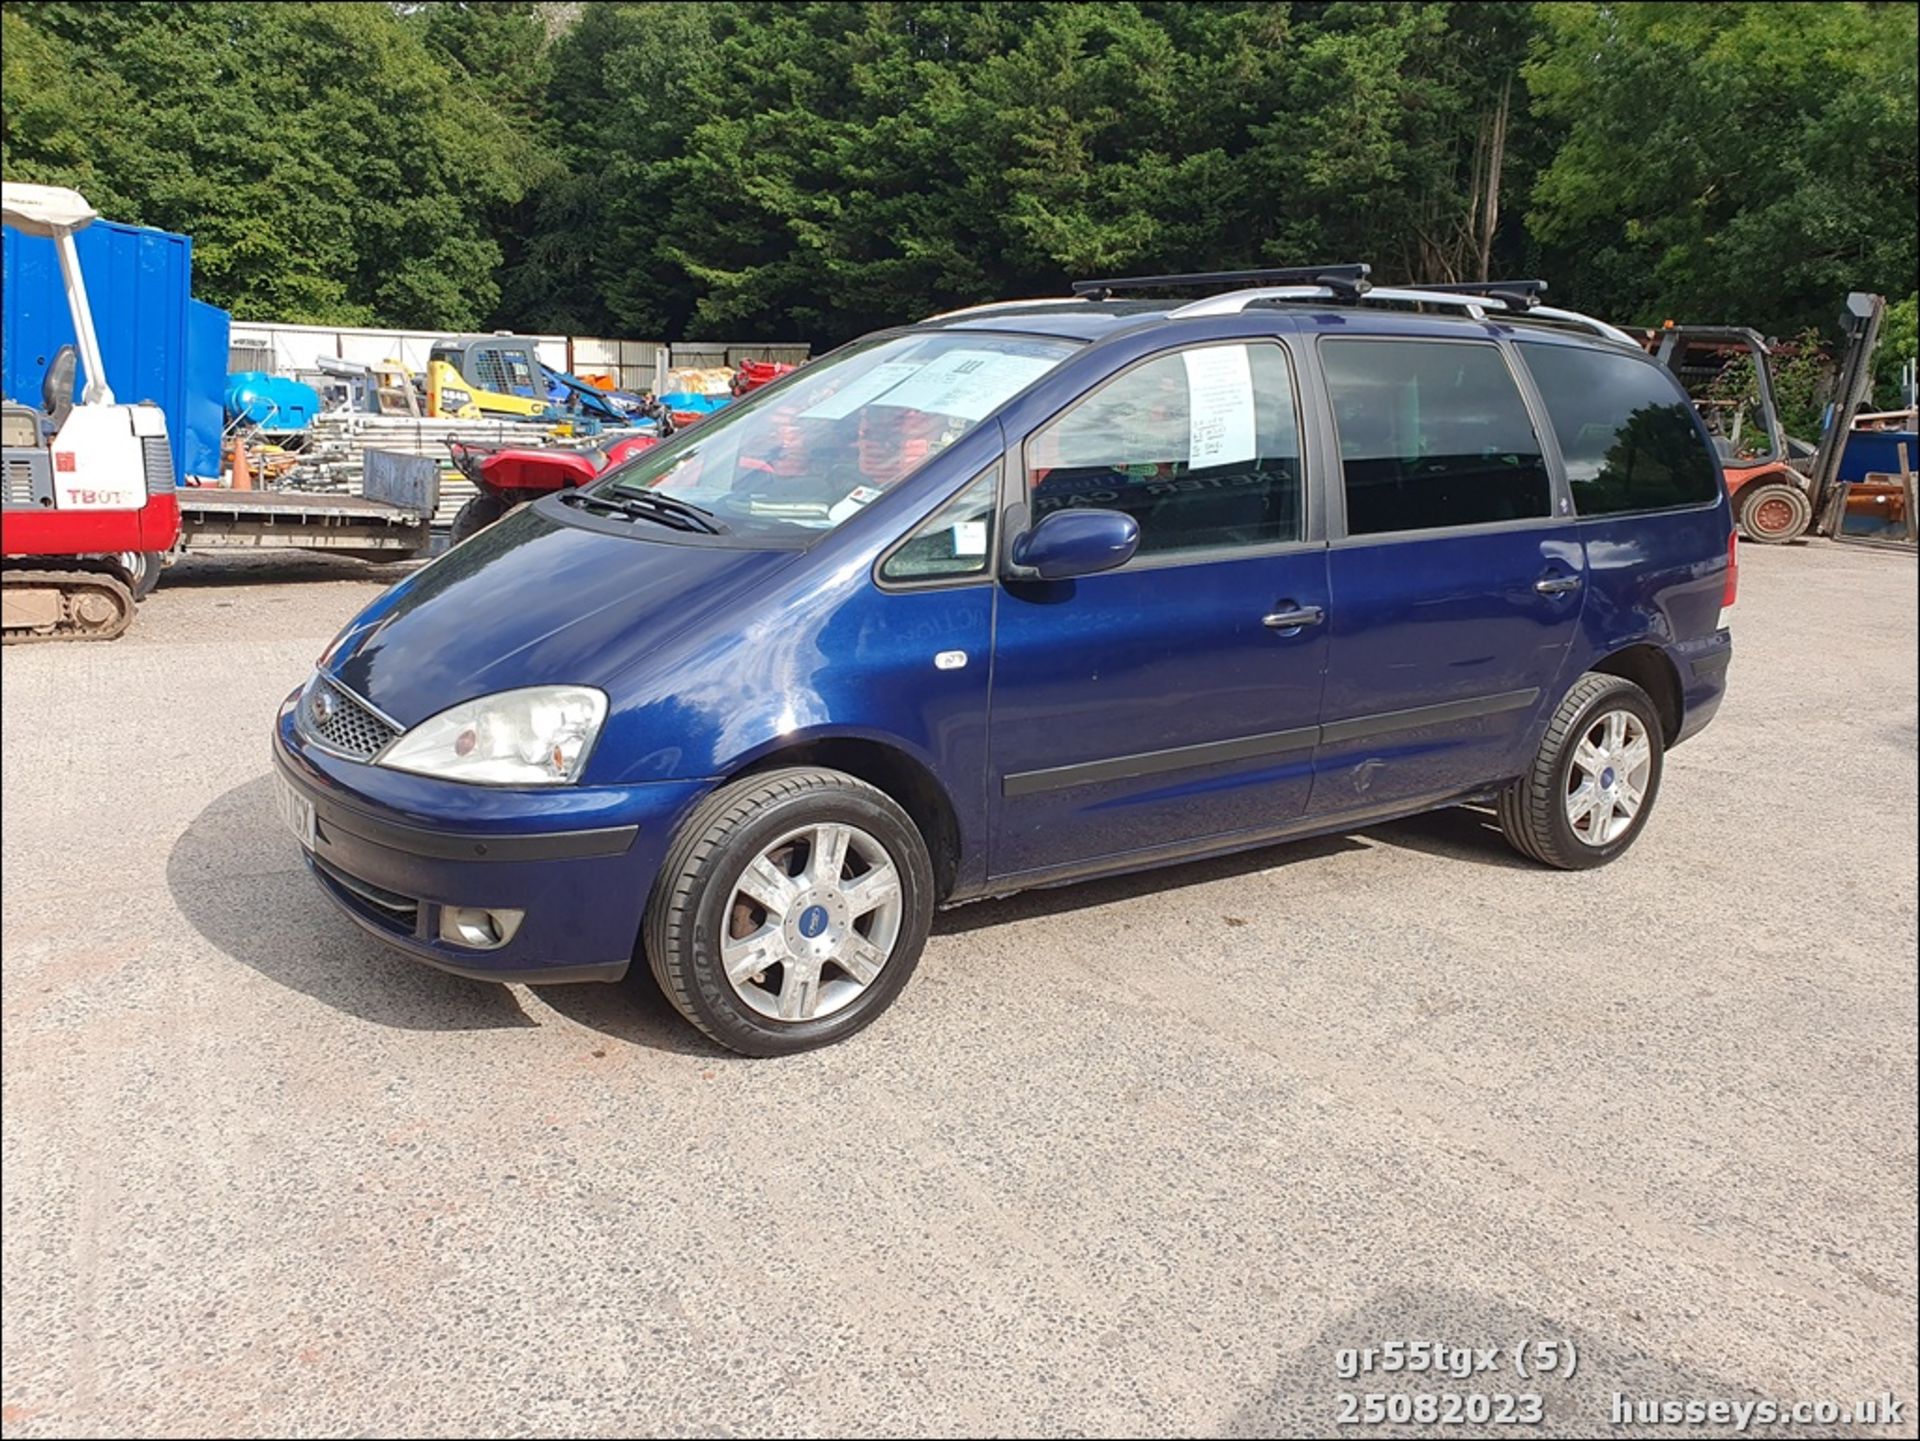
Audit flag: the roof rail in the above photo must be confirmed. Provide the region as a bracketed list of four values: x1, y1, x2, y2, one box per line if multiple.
[1071, 265, 1371, 300]
[1172, 284, 1501, 320]
[1521, 306, 1639, 348]
[922, 297, 1082, 322]
[1166, 279, 1639, 348]
[1408, 279, 1548, 311]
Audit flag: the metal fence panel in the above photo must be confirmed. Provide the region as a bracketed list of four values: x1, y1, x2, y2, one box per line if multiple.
[225, 324, 808, 395]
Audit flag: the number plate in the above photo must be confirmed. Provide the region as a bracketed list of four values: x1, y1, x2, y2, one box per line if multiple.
[276, 773, 317, 851]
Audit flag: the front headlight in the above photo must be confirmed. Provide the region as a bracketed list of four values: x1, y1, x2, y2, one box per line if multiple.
[376, 686, 608, 786]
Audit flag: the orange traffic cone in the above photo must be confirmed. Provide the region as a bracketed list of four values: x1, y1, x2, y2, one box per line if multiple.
[230, 436, 253, 491]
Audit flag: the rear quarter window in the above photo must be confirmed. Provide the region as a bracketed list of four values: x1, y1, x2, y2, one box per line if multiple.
[1518, 342, 1720, 515]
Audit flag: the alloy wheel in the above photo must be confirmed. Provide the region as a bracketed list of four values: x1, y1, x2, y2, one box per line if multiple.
[720, 822, 904, 1022]
[1565, 708, 1653, 847]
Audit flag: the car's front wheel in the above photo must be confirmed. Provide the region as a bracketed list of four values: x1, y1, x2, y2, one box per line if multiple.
[644, 767, 934, 1056]
[1498, 673, 1665, 870]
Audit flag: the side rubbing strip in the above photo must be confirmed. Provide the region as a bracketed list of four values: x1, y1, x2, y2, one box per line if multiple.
[1000, 688, 1540, 798]
[1002, 725, 1319, 798]
[1317, 688, 1539, 745]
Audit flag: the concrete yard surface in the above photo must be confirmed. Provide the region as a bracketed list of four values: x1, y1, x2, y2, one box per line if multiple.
[2, 542, 1916, 1437]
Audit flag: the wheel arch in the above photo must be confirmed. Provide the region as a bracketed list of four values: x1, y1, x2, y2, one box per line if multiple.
[731, 734, 964, 901]
[1589, 643, 1684, 746]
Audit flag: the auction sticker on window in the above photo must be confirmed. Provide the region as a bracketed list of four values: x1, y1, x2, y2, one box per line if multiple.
[1182, 344, 1256, 471]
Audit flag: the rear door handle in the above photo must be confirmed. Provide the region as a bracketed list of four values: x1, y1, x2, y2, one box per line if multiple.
[1263, 605, 1325, 630]
[1534, 575, 1583, 595]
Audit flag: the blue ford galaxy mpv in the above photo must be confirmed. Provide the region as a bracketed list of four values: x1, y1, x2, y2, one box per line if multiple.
[274, 265, 1735, 1055]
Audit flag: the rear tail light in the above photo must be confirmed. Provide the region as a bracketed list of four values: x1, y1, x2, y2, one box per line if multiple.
[1723, 531, 1739, 608]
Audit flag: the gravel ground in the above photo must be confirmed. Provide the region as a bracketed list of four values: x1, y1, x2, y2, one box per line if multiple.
[2, 541, 1915, 1438]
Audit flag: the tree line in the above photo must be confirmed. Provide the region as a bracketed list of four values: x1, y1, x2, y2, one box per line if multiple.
[3, 0, 1915, 372]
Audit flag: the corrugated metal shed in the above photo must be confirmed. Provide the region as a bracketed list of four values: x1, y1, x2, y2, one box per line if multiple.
[2, 216, 230, 482]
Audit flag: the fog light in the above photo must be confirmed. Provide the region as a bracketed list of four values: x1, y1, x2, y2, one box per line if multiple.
[439, 905, 525, 950]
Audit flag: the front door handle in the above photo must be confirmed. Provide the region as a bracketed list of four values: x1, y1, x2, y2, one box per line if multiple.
[1262, 604, 1325, 630]
[1534, 574, 1583, 595]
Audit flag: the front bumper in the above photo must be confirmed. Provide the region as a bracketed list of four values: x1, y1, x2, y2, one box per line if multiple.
[275, 694, 713, 984]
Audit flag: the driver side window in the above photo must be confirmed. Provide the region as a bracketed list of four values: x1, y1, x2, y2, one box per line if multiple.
[1025, 342, 1304, 558]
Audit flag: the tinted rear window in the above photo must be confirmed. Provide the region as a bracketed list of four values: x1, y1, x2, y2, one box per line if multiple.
[1519, 342, 1719, 515]
[1322, 340, 1551, 536]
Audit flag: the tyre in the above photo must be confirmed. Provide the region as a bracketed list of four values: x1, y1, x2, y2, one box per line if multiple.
[644, 767, 935, 1056]
[119, 551, 165, 601]
[1497, 673, 1665, 871]
[1738, 481, 1812, 544]
[449, 491, 510, 544]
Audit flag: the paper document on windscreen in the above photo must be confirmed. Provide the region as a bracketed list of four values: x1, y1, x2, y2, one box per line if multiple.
[799, 361, 922, 421]
[874, 350, 1058, 421]
[1183, 345, 1256, 470]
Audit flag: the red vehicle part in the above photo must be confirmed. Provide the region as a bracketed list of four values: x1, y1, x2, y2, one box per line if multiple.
[1723, 460, 1815, 543]
[731, 359, 797, 396]
[1, 489, 180, 557]
[1, 491, 179, 643]
[445, 433, 661, 543]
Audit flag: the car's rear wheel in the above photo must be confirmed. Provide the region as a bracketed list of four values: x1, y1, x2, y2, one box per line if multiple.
[1739, 481, 1812, 543]
[644, 767, 934, 1056]
[1498, 673, 1665, 870]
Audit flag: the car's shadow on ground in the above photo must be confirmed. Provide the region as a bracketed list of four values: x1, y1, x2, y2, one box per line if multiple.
[1361, 801, 1537, 871]
[168, 775, 537, 1032]
[169, 774, 723, 1053]
[171, 776, 1526, 1048]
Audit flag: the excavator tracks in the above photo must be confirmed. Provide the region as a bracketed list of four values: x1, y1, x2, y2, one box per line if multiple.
[1, 567, 136, 645]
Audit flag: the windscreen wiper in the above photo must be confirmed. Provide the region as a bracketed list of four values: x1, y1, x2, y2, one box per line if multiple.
[560, 487, 726, 535]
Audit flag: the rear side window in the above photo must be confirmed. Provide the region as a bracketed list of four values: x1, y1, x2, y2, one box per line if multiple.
[1519, 342, 1719, 515]
[1026, 342, 1303, 558]
[1322, 340, 1551, 537]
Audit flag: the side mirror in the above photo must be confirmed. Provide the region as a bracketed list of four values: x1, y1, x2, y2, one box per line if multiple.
[1008, 508, 1139, 581]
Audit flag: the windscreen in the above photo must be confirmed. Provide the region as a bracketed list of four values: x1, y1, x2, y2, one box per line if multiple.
[598, 331, 1077, 538]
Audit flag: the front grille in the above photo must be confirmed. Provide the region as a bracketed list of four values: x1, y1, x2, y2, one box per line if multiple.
[299, 674, 401, 760]
[141, 435, 174, 496]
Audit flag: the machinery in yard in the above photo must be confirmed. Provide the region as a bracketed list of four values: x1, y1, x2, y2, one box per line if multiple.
[426, 334, 648, 426]
[1, 183, 178, 643]
[1647, 293, 1890, 544]
[444, 430, 661, 542]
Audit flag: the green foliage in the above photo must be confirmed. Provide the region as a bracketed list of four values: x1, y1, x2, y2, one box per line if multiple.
[526, 1, 1547, 342]
[3, 0, 545, 328]
[1526, 2, 1918, 339]
[1876, 293, 1917, 409]
[1767, 329, 1833, 442]
[3, 1, 1915, 350]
